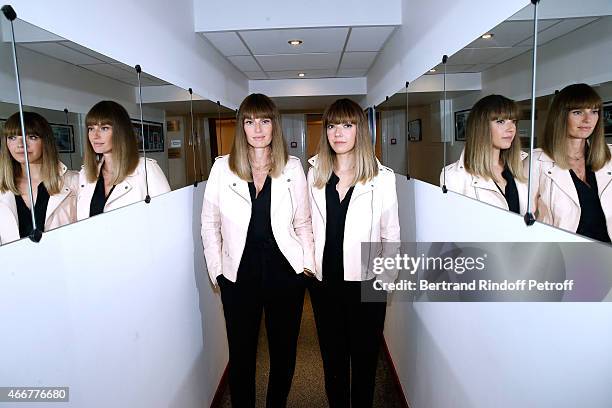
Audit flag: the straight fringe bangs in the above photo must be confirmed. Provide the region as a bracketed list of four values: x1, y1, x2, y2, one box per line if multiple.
[84, 101, 139, 184]
[541, 83, 609, 170]
[229, 93, 287, 181]
[0, 112, 62, 194]
[464, 94, 526, 182]
[314, 98, 378, 189]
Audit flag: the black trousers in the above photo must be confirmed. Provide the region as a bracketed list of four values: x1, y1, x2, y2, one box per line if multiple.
[309, 280, 387, 408]
[218, 243, 305, 408]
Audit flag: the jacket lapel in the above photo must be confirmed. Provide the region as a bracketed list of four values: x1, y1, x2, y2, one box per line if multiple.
[595, 162, 612, 198]
[0, 191, 18, 231]
[106, 179, 133, 207]
[544, 163, 580, 207]
[271, 169, 290, 216]
[228, 174, 251, 205]
[45, 164, 71, 222]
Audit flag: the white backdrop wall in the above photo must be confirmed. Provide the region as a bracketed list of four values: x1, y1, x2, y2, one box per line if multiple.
[385, 177, 612, 408]
[366, 0, 530, 107]
[0, 184, 228, 408]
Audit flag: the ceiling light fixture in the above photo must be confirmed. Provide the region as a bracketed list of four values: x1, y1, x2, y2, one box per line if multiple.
[288, 40, 303, 46]
[298, 73, 306, 77]
[429, 69, 437, 73]
[481, 33, 494, 39]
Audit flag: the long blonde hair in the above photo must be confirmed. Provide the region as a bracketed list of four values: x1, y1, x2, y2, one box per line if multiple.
[229, 93, 287, 181]
[84, 101, 139, 184]
[0, 112, 63, 195]
[464, 94, 526, 182]
[541, 83, 610, 170]
[313, 98, 378, 189]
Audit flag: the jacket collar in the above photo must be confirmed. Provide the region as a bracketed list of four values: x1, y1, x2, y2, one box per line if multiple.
[458, 149, 528, 193]
[308, 154, 381, 217]
[95, 157, 136, 207]
[595, 147, 612, 197]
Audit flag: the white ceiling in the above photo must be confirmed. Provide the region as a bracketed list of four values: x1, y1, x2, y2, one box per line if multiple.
[201, 26, 396, 80]
[427, 16, 600, 75]
[17, 39, 170, 88]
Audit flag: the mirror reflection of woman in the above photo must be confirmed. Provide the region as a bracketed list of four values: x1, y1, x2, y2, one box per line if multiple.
[441, 95, 528, 214]
[0, 112, 78, 245]
[307, 98, 400, 408]
[201, 93, 315, 407]
[77, 101, 170, 220]
[529, 83, 612, 242]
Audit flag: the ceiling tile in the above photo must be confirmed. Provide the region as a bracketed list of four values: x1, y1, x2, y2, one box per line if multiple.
[60, 41, 118, 63]
[241, 28, 348, 55]
[447, 47, 529, 65]
[464, 63, 496, 73]
[336, 69, 368, 77]
[266, 70, 337, 79]
[19, 42, 104, 65]
[339, 51, 377, 70]
[517, 17, 598, 47]
[427, 63, 476, 74]
[244, 71, 268, 79]
[256, 53, 341, 71]
[202, 32, 250, 56]
[345, 26, 396, 52]
[228, 55, 261, 71]
[78, 63, 138, 85]
[465, 19, 558, 48]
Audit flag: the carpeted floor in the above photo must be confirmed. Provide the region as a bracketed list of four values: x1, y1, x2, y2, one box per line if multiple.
[215, 290, 406, 407]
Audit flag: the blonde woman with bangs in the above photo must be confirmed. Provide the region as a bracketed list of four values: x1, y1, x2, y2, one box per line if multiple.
[528, 83, 612, 242]
[77, 100, 169, 220]
[201, 93, 315, 407]
[441, 94, 528, 214]
[0, 112, 77, 245]
[307, 98, 400, 408]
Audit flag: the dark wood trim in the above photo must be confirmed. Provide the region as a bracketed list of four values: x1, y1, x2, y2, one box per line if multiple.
[382, 335, 410, 408]
[209, 363, 229, 408]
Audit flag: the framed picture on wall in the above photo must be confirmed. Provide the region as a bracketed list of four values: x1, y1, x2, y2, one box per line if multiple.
[132, 119, 165, 153]
[50, 123, 75, 153]
[408, 119, 422, 141]
[604, 101, 612, 141]
[454, 109, 470, 142]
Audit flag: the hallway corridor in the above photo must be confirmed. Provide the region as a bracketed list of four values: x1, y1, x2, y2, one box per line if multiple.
[214, 290, 407, 407]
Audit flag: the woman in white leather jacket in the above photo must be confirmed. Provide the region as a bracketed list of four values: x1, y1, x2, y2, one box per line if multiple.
[201, 93, 315, 407]
[77, 101, 170, 220]
[527, 83, 611, 242]
[307, 98, 400, 408]
[441, 95, 528, 214]
[0, 111, 77, 244]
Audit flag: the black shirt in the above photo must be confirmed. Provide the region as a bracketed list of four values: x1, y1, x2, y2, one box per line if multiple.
[493, 166, 520, 214]
[569, 167, 611, 243]
[90, 173, 116, 217]
[15, 182, 50, 238]
[322, 173, 355, 284]
[236, 175, 296, 288]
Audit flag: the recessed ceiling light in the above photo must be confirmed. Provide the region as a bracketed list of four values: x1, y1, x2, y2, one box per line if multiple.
[481, 33, 494, 39]
[288, 40, 303, 46]
[298, 73, 306, 77]
[429, 69, 437, 73]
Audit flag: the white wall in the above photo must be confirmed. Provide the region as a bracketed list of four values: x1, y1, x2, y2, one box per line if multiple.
[366, 0, 530, 107]
[250, 77, 367, 99]
[8, 0, 248, 109]
[386, 178, 612, 408]
[194, 0, 401, 32]
[0, 183, 228, 408]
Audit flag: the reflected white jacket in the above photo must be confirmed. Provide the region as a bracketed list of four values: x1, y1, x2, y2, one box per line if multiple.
[527, 146, 612, 237]
[0, 163, 78, 245]
[77, 157, 170, 220]
[201, 155, 315, 285]
[307, 155, 401, 282]
[440, 150, 529, 215]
